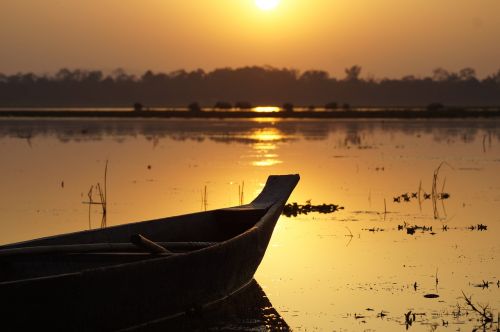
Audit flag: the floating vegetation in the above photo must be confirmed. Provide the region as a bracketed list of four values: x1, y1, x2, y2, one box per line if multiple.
[396, 222, 488, 235]
[391, 162, 453, 220]
[469, 223, 488, 231]
[363, 227, 385, 232]
[398, 222, 434, 235]
[404, 311, 415, 328]
[473, 280, 492, 289]
[377, 311, 388, 318]
[392, 191, 449, 203]
[282, 201, 344, 217]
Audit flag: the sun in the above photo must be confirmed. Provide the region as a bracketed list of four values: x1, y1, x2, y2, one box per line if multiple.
[255, 0, 280, 11]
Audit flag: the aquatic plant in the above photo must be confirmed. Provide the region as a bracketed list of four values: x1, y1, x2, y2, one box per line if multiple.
[201, 185, 208, 211]
[238, 181, 245, 205]
[82, 160, 108, 229]
[397, 222, 434, 235]
[282, 201, 343, 217]
[431, 162, 453, 219]
[468, 224, 488, 231]
[461, 291, 494, 326]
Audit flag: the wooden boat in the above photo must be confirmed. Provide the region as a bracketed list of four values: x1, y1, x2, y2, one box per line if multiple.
[0, 174, 299, 331]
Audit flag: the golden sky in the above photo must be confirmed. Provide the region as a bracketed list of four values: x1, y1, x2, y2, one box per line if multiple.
[1, 0, 499, 78]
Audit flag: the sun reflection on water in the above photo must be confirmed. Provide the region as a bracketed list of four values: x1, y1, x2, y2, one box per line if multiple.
[249, 128, 283, 142]
[252, 159, 283, 167]
[253, 106, 281, 113]
[247, 128, 284, 166]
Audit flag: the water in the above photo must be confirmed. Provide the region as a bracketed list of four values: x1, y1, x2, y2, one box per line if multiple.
[1, 117, 499, 331]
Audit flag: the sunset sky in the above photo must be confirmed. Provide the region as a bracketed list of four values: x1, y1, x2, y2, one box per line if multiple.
[1, 0, 499, 78]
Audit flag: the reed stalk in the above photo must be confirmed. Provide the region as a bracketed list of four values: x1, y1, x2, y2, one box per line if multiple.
[431, 162, 452, 219]
[238, 181, 245, 205]
[82, 160, 108, 229]
[201, 185, 208, 211]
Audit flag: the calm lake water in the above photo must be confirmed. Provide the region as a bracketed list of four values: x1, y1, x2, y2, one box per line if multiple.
[1, 117, 499, 331]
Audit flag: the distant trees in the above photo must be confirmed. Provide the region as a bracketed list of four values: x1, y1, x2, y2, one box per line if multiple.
[300, 70, 329, 82]
[188, 102, 201, 112]
[324, 102, 338, 110]
[458, 68, 477, 81]
[213, 101, 232, 109]
[282, 103, 294, 112]
[0, 66, 499, 107]
[426, 102, 445, 112]
[133, 102, 143, 112]
[432, 67, 478, 82]
[235, 101, 253, 109]
[344, 66, 362, 81]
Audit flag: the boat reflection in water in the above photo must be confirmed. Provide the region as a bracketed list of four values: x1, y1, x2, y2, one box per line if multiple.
[138, 279, 289, 331]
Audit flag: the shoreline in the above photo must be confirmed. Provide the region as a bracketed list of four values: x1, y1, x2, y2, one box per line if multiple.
[1, 108, 500, 119]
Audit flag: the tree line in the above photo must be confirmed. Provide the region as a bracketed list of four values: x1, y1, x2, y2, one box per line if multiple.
[1, 66, 499, 108]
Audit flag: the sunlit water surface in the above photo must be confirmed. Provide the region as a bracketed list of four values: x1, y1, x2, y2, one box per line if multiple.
[1, 118, 499, 331]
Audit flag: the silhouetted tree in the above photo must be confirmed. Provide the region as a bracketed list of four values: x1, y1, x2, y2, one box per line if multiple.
[427, 102, 444, 112]
[485, 69, 500, 84]
[432, 68, 451, 82]
[214, 101, 232, 109]
[283, 103, 294, 112]
[344, 66, 362, 81]
[133, 102, 143, 112]
[325, 102, 338, 110]
[188, 102, 201, 112]
[300, 70, 329, 82]
[111, 68, 136, 82]
[458, 67, 477, 81]
[235, 101, 253, 109]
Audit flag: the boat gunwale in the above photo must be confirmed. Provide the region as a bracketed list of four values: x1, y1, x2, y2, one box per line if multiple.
[0, 194, 289, 286]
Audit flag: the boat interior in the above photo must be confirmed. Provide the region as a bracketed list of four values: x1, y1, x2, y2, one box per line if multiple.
[0, 206, 269, 283]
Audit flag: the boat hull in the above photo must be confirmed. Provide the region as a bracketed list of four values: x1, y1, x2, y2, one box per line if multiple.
[0, 175, 299, 331]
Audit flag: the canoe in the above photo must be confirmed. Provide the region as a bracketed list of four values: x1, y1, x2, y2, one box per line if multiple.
[0, 174, 299, 331]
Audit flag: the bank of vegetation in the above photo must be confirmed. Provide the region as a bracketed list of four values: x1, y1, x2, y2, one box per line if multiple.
[1, 66, 500, 108]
